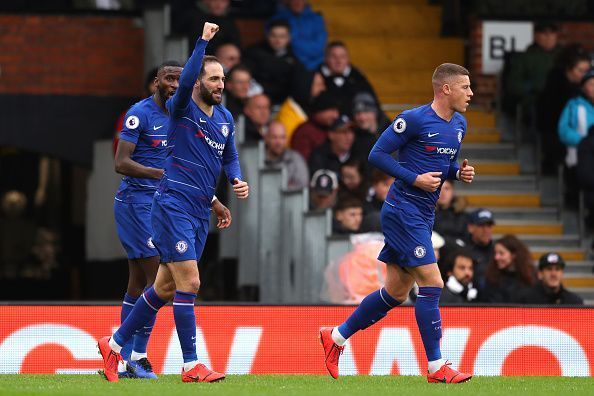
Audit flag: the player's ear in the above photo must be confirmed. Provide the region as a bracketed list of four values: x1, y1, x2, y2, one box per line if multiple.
[443, 83, 451, 95]
[194, 78, 200, 89]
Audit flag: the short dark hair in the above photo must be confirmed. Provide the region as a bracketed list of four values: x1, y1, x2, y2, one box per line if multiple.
[432, 63, 470, 85]
[266, 19, 290, 33]
[157, 60, 183, 75]
[443, 249, 475, 275]
[199, 55, 221, 79]
[334, 194, 363, 212]
[325, 40, 347, 55]
[226, 63, 252, 81]
[371, 169, 392, 185]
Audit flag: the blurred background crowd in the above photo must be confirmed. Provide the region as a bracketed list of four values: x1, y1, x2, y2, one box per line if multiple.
[1, 0, 594, 305]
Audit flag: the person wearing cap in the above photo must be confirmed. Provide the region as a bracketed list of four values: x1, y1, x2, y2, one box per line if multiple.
[463, 208, 495, 289]
[516, 253, 583, 305]
[290, 91, 339, 161]
[309, 115, 364, 178]
[440, 249, 478, 304]
[309, 169, 339, 210]
[351, 92, 392, 161]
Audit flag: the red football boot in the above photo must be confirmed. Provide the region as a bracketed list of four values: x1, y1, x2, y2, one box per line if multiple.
[319, 327, 344, 379]
[427, 361, 472, 383]
[181, 363, 225, 383]
[97, 336, 122, 382]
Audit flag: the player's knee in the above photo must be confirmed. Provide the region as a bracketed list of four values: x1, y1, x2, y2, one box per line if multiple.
[384, 284, 409, 303]
[186, 277, 201, 294]
[428, 277, 444, 289]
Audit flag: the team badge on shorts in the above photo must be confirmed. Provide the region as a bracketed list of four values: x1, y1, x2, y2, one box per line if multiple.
[125, 115, 140, 129]
[414, 245, 427, 258]
[175, 240, 188, 254]
[393, 118, 406, 133]
[147, 237, 155, 249]
[458, 131, 463, 143]
[221, 125, 229, 137]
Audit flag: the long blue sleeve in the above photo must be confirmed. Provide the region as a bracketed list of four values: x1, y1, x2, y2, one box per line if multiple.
[368, 126, 418, 186]
[222, 121, 242, 182]
[169, 38, 208, 118]
[558, 99, 587, 147]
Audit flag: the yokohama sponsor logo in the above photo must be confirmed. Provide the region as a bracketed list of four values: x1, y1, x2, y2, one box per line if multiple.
[204, 136, 225, 151]
[0, 307, 592, 376]
[436, 147, 457, 155]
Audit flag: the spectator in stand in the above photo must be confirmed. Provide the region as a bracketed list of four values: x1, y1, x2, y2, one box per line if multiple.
[481, 234, 535, 303]
[537, 44, 591, 174]
[463, 208, 495, 290]
[351, 92, 391, 161]
[215, 43, 241, 73]
[290, 92, 339, 161]
[332, 195, 364, 235]
[338, 159, 368, 203]
[434, 179, 469, 241]
[269, 0, 327, 72]
[440, 249, 478, 304]
[309, 169, 338, 211]
[516, 252, 583, 305]
[263, 121, 309, 191]
[577, 125, 594, 229]
[243, 19, 310, 107]
[224, 65, 254, 119]
[171, 0, 240, 56]
[360, 170, 394, 233]
[315, 41, 382, 118]
[243, 93, 271, 142]
[309, 115, 360, 178]
[558, 68, 594, 206]
[503, 21, 562, 118]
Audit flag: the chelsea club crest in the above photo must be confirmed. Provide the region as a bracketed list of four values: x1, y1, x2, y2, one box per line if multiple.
[221, 125, 229, 137]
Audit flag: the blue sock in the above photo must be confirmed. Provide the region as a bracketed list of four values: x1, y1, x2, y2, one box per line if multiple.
[415, 286, 443, 361]
[337, 288, 401, 340]
[173, 291, 198, 363]
[120, 293, 138, 361]
[132, 287, 156, 357]
[113, 286, 166, 348]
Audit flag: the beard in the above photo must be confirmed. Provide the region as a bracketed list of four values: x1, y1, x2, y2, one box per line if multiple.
[200, 84, 222, 106]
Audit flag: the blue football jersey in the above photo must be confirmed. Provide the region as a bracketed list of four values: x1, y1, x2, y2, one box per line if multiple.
[369, 103, 466, 217]
[115, 97, 169, 203]
[159, 38, 242, 220]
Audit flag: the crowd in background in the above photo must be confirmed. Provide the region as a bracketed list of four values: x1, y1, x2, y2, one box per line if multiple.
[0, 1, 592, 304]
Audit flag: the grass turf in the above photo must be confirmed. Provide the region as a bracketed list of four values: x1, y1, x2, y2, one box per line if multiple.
[0, 375, 593, 396]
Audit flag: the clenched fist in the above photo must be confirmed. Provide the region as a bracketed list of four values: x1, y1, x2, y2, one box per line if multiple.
[202, 22, 219, 41]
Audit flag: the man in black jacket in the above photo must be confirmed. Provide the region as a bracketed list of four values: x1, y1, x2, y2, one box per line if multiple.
[440, 250, 478, 304]
[516, 252, 583, 305]
[578, 125, 594, 228]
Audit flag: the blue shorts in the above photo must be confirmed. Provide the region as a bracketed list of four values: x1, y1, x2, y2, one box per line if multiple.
[377, 201, 436, 267]
[150, 194, 209, 263]
[114, 200, 159, 260]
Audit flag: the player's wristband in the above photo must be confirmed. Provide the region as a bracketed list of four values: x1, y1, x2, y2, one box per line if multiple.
[211, 195, 218, 203]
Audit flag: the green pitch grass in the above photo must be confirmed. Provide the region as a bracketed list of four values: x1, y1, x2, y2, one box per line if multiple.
[1, 375, 593, 396]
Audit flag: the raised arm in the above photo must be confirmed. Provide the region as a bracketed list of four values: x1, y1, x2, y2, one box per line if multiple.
[169, 22, 219, 117]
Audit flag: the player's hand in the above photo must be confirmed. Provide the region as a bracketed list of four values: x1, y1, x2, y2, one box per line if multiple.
[232, 178, 249, 199]
[413, 172, 442, 192]
[212, 198, 232, 229]
[459, 159, 475, 183]
[202, 22, 219, 41]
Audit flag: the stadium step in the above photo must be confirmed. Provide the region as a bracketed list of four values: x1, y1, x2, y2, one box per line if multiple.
[492, 221, 563, 236]
[501, 234, 582, 248]
[460, 143, 517, 160]
[477, 206, 559, 221]
[471, 161, 520, 175]
[564, 275, 594, 288]
[344, 37, 464, 71]
[530, 248, 586, 262]
[457, 191, 541, 207]
[458, 175, 536, 191]
[563, 261, 594, 275]
[320, 5, 442, 38]
[463, 128, 501, 143]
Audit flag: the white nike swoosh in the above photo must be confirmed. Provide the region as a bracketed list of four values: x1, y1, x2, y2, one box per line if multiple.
[153, 125, 163, 130]
[199, 118, 206, 123]
[428, 132, 439, 137]
[432, 320, 441, 324]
